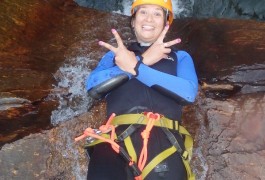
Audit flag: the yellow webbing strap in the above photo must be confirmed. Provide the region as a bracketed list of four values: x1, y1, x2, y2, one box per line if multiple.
[112, 114, 178, 130]
[112, 114, 194, 159]
[179, 126, 194, 160]
[124, 136, 137, 162]
[85, 133, 111, 147]
[141, 146, 195, 180]
[113, 114, 195, 179]
[142, 146, 176, 179]
[183, 158, 196, 180]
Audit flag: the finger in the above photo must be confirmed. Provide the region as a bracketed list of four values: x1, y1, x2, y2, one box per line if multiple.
[163, 42, 168, 48]
[164, 48, 171, 54]
[164, 38, 182, 47]
[111, 29, 124, 48]
[157, 25, 169, 43]
[99, 41, 117, 53]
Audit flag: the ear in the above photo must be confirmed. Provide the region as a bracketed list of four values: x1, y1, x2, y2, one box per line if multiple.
[131, 19, 135, 28]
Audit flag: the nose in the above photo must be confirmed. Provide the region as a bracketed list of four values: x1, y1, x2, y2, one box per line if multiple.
[145, 13, 153, 22]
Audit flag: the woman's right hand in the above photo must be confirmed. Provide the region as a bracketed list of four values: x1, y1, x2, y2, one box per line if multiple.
[98, 29, 138, 76]
[142, 25, 181, 66]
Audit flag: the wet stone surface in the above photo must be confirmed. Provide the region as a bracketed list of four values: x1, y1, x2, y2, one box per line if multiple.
[197, 93, 265, 180]
[0, 0, 75, 146]
[0, 0, 265, 179]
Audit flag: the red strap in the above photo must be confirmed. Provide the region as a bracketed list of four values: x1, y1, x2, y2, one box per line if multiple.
[75, 113, 120, 153]
[138, 112, 160, 171]
[75, 112, 161, 180]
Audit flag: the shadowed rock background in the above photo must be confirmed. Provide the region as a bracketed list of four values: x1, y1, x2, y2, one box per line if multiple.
[0, 0, 264, 179]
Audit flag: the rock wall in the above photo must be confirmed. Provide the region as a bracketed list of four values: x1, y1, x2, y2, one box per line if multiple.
[0, 0, 264, 179]
[0, 0, 79, 146]
[186, 92, 265, 180]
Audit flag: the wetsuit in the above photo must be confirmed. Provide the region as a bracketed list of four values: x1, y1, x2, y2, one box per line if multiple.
[86, 42, 198, 180]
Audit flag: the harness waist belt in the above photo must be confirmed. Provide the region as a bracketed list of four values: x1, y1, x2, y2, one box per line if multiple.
[112, 114, 179, 131]
[84, 113, 195, 180]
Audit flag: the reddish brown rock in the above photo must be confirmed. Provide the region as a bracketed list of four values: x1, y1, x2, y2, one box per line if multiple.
[0, 0, 264, 179]
[189, 92, 265, 180]
[0, 0, 131, 145]
[0, 101, 106, 179]
[0, 0, 79, 145]
[169, 18, 265, 77]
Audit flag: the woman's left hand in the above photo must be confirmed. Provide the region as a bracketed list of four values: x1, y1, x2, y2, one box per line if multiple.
[98, 29, 138, 76]
[142, 25, 181, 66]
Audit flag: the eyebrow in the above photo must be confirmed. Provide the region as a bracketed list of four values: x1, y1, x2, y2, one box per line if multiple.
[139, 5, 164, 12]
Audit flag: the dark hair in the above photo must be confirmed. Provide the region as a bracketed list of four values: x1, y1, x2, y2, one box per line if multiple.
[130, 13, 136, 30]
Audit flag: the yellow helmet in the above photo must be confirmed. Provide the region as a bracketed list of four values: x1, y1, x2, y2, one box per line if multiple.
[131, 0, 174, 25]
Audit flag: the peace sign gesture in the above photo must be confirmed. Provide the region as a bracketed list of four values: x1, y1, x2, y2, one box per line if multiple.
[142, 25, 181, 66]
[99, 29, 138, 75]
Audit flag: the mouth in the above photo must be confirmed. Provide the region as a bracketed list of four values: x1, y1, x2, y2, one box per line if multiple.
[142, 25, 155, 31]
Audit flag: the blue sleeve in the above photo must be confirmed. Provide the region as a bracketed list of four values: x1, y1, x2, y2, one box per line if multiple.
[136, 51, 198, 103]
[85, 51, 130, 91]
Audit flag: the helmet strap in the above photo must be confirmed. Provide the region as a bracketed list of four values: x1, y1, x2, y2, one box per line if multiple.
[162, 8, 169, 25]
[165, 9, 169, 22]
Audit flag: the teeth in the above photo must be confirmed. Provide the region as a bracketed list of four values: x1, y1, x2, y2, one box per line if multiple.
[142, 25, 154, 30]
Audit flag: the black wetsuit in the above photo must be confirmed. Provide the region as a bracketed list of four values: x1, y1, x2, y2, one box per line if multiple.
[86, 43, 198, 180]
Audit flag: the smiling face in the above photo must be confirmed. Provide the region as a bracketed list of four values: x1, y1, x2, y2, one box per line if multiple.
[131, 4, 166, 44]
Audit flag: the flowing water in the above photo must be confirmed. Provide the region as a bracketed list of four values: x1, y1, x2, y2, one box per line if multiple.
[50, 56, 94, 125]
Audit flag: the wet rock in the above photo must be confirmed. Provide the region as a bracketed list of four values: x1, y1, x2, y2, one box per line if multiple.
[193, 0, 265, 20]
[0, 133, 51, 179]
[0, 96, 31, 111]
[168, 18, 265, 100]
[75, 0, 265, 21]
[0, 0, 133, 143]
[0, 101, 106, 180]
[170, 18, 265, 77]
[188, 92, 265, 180]
[0, 0, 265, 179]
[0, 0, 78, 145]
[200, 81, 242, 100]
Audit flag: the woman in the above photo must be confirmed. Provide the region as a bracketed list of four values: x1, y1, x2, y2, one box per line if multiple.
[85, 0, 198, 179]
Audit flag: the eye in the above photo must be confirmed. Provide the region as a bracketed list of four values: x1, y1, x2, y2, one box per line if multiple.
[154, 11, 163, 17]
[139, 9, 147, 15]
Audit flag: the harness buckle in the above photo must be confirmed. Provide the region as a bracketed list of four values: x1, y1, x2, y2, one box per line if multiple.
[181, 150, 189, 160]
[86, 129, 102, 144]
[117, 115, 145, 142]
[154, 162, 169, 177]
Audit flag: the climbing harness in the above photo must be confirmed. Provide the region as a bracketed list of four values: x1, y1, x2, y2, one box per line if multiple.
[75, 112, 195, 180]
